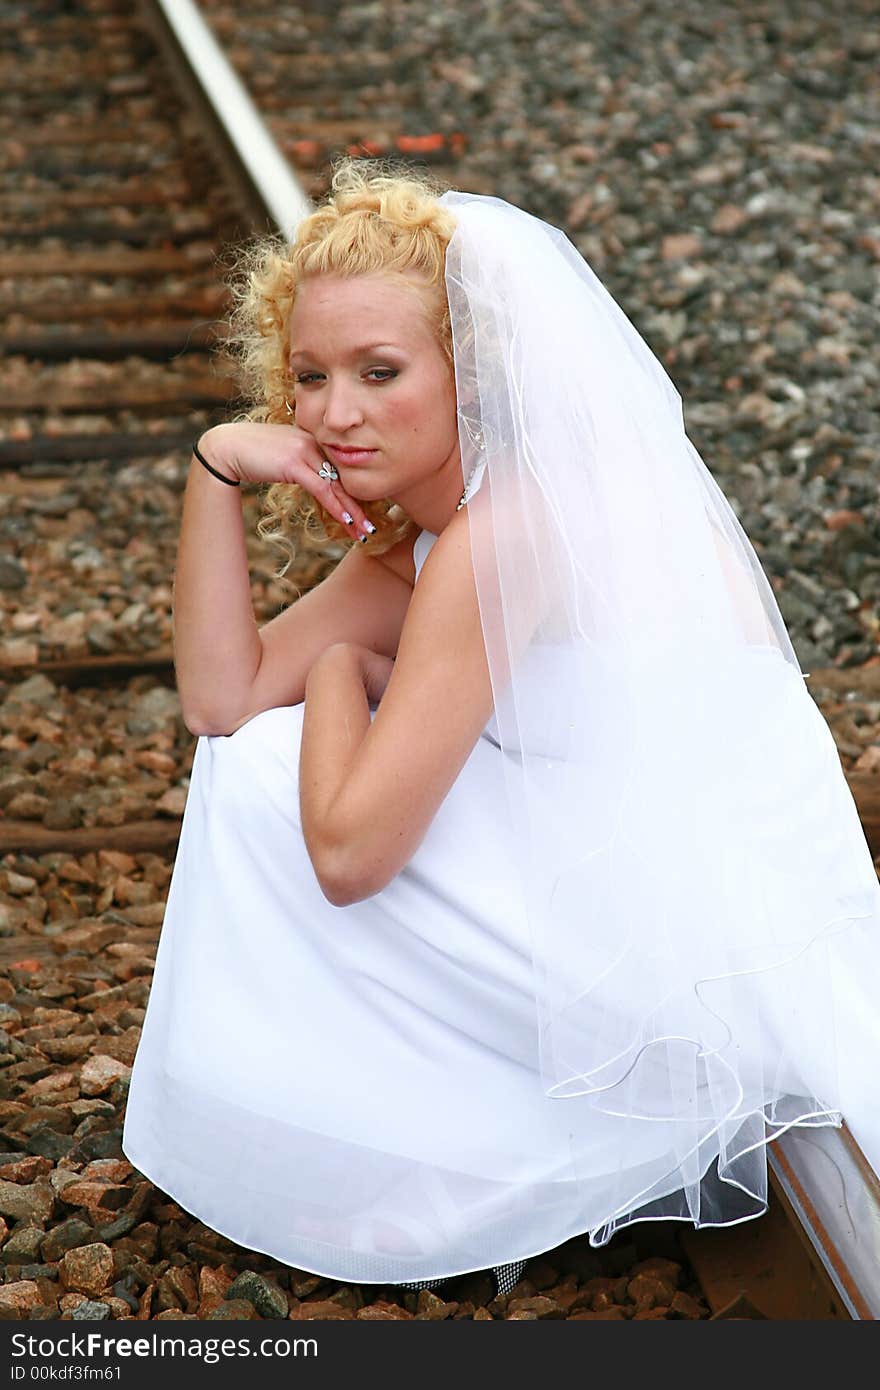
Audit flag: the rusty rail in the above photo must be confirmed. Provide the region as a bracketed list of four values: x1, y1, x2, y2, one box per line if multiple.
[768, 1122, 880, 1319]
[681, 1122, 880, 1319]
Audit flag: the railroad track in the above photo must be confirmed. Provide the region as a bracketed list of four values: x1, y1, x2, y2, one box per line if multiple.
[0, 0, 878, 1323]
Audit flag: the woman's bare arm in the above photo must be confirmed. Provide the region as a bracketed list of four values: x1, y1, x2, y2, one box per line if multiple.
[299, 644, 374, 903]
[173, 441, 262, 733]
[172, 423, 381, 735]
[300, 510, 499, 907]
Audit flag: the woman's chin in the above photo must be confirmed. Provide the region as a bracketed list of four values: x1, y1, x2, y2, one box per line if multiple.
[341, 476, 393, 503]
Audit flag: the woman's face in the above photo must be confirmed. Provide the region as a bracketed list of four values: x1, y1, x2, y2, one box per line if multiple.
[288, 271, 463, 527]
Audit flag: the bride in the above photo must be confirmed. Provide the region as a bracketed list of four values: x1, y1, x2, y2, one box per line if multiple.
[123, 157, 880, 1295]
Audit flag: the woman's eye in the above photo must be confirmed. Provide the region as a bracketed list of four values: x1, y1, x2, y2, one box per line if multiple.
[293, 370, 397, 385]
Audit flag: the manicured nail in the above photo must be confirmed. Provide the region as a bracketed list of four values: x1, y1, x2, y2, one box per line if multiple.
[363, 520, 376, 533]
[342, 511, 353, 524]
[358, 533, 367, 543]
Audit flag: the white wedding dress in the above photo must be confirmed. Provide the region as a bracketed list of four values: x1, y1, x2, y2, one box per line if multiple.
[123, 526, 880, 1284]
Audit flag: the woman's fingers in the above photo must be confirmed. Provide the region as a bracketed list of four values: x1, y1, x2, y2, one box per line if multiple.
[289, 432, 375, 541]
[319, 477, 375, 541]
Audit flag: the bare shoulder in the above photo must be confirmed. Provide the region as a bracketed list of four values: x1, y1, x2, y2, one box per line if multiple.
[396, 507, 477, 631]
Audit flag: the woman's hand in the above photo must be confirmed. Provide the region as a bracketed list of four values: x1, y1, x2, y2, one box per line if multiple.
[195, 421, 375, 541]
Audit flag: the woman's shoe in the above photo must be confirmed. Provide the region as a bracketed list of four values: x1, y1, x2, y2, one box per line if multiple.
[396, 1260, 526, 1299]
[492, 1260, 526, 1296]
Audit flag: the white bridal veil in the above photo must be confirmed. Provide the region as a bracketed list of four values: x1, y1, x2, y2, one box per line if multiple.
[437, 189, 880, 1241]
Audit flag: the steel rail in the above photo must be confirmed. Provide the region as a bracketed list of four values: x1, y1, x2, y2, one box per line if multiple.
[138, 0, 312, 239]
[768, 1122, 880, 1319]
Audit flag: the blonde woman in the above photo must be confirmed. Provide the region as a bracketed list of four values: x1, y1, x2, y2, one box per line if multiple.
[124, 156, 880, 1302]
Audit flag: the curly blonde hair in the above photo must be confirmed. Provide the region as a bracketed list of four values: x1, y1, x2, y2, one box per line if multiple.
[221, 156, 459, 582]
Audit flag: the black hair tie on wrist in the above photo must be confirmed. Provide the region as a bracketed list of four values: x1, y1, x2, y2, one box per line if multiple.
[192, 438, 240, 486]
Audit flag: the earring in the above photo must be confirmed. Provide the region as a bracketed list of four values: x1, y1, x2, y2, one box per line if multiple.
[284, 398, 294, 416]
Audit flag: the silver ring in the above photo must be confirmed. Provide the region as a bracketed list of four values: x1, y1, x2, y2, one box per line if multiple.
[317, 460, 339, 482]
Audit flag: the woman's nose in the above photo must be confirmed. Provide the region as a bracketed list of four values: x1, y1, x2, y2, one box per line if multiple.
[322, 381, 364, 430]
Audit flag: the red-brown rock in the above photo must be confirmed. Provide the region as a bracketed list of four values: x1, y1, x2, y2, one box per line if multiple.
[0, 1155, 53, 1184]
[198, 1264, 235, 1301]
[289, 1300, 355, 1320]
[628, 1272, 677, 1309]
[630, 1256, 682, 1286]
[0, 1281, 42, 1317]
[671, 1290, 708, 1319]
[355, 1301, 414, 1319]
[506, 1295, 565, 1319]
[59, 1242, 115, 1296]
[79, 1055, 132, 1097]
[80, 1159, 134, 1184]
[59, 1181, 131, 1213]
[0, 1177, 55, 1224]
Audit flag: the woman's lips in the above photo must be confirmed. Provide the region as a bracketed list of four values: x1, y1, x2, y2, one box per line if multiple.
[323, 445, 378, 466]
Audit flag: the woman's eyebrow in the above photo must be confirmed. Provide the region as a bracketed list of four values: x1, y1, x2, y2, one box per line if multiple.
[289, 342, 402, 361]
